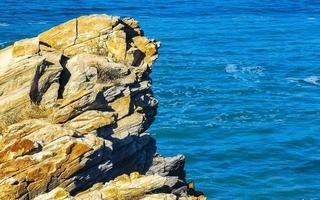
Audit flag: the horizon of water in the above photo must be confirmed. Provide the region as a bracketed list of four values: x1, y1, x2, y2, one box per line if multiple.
[1, 0, 320, 199]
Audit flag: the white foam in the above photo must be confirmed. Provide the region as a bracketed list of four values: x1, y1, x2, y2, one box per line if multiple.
[225, 64, 238, 73]
[303, 76, 320, 85]
[286, 77, 299, 83]
[241, 66, 265, 75]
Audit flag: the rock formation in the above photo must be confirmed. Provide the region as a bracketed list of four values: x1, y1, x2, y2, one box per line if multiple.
[0, 14, 205, 200]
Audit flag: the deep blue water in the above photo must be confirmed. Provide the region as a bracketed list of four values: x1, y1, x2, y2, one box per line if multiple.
[1, 0, 320, 199]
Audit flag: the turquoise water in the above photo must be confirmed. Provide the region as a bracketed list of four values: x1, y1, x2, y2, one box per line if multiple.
[1, 1, 320, 199]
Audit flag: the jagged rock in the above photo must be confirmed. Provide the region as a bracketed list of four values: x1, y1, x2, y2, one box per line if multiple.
[0, 14, 205, 199]
[34, 173, 206, 200]
[147, 154, 186, 178]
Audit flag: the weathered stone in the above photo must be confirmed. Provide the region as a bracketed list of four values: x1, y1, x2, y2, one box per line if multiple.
[33, 187, 71, 200]
[12, 37, 39, 62]
[0, 139, 39, 162]
[0, 14, 205, 200]
[65, 110, 115, 133]
[141, 194, 177, 200]
[110, 95, 131, 119]
[147, 154, 186, 179]
[0, 46, 13, 73]
[38, 19, 77, 51]
[35, 173, 207, 200]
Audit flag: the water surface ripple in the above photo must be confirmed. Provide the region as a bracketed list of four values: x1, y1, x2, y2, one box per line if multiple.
[1, 0, 320, 199]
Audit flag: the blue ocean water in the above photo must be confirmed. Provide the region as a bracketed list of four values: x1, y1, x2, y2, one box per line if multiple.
[1, 0, 320, 199]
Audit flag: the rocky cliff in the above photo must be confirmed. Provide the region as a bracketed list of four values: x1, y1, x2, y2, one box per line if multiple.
[0, 14, 205, 200]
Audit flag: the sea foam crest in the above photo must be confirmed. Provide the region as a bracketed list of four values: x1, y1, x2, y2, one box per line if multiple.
[225, 64, 238, 73]
[303, 76, 320, 86]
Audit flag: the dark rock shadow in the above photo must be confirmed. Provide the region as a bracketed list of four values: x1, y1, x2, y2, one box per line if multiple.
[68, 129, 156, 195]
[29, 60, 55, 104]
[57, 55, 71, 99]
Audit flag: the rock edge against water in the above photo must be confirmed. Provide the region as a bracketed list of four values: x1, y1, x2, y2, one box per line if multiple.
[0, 14, 205, 200]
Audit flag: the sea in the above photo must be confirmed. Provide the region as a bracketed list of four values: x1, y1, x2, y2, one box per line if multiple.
[1, 0, 320, 199]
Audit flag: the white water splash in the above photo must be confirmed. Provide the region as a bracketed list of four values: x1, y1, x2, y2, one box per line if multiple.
[225, 64, 238, 73]
[241, 66, 265, 76]
[303, 76, 320, 86]
[225, 64, 265, 83]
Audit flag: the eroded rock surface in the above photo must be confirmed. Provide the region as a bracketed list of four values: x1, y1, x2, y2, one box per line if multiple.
[0, 14, 205, 200]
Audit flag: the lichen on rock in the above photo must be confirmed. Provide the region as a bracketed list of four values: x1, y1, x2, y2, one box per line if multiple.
[0, 14, 205, 200]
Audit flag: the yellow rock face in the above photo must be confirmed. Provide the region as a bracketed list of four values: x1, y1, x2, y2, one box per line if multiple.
[65, 110, 115, 133]
[0, 14, 205, 200]
[105, 30, 127, 63]
[0, 139, 38, 162]
[0, 46, 13, 73]
[12, 37, 39, 59]
[110, 95, 131, 119]
[99, 173, 167, 200]
[133, 36, 157, 56]
[140, 194, 177, 200]
[0, 14, 161, 199]
[33, 187, 71, 200]
[38, 19, 77, 51]
[35, 173, 207, 200]
[37, 14, 160, 67]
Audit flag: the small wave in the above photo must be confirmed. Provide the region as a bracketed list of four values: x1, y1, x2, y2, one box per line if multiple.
[225, 64, 238, 73]
[287, 76, 320, 86]
[241, 66, 265, 75]
[0, 23, 9, 27]
[27, 21, 48, 25]
[296, 160, 320, 173]
[303, 76, 320, 86]
[225, 64, 264, 75]
[285, 77, 300, 83]
[0, 41, 13, 48]
[225, 64, 265, 82]
[307, 17, 316, 20]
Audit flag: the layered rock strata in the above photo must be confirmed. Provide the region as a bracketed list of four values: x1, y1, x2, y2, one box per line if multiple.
[0, 14, 205, 200]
